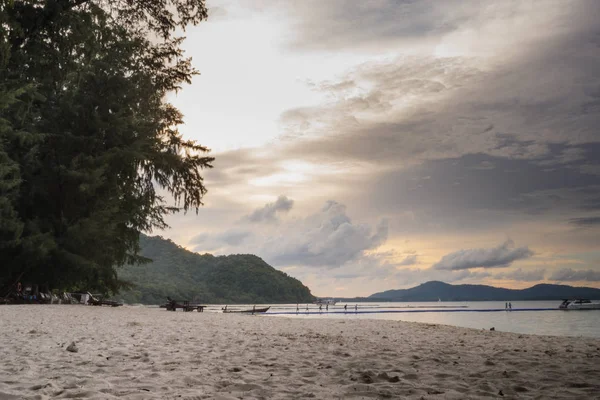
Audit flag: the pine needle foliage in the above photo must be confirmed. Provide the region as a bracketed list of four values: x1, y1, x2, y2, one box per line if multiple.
[0, 0, 213, 293]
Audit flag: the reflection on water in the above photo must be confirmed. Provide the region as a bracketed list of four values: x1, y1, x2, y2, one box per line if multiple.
[260, 301, 600, 338]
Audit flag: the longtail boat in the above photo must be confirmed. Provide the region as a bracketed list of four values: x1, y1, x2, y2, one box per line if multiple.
[222, 306, 270, 314]
[87, 292, 123, 307]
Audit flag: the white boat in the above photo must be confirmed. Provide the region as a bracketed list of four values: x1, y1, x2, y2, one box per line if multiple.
[314, 298, 337, 306]
[558, 299, 600, 310]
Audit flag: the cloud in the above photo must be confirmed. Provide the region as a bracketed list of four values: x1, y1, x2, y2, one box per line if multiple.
[433, 240, 533, 271]
[265, 0, 600, 236]
[277, 1, 588, 54]
[270, 36, 600, 234]
[198, 1, 600, 240]
[245, 195, 294, 223]
[548, 268, 600, 282]
[493, 268, 546, 282]
[281, 0, 461, 51]
[327, 254, 399, 281]
[293, 254, 493, 296]
[161, 0, 600, 295]
[569, 216, 600, 227]
[398, 255, 418, 266]
[190, 229, 251, 251]
[262, 201, 388, 268]
[207, 6, 228, 19]
[388, 267, 492, 288]
[188, 200, 389, 271]
[204, 148, 283, 190]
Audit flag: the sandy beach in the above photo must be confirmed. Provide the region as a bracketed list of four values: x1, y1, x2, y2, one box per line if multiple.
[1, 306, 599, 399]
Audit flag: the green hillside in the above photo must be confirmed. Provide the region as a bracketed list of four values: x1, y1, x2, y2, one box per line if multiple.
[117, 235, 314, 304]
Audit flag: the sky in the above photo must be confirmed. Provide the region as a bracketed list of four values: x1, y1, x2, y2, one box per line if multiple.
[157, 0, 600, 297]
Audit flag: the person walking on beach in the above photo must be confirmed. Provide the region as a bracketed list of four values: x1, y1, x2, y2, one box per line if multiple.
[505, 302, 508, 310]
[509, 302, 512, 311]
[355, 304, 358, 313]
[326, 303, 329, 312]
[344, 304, 347, 313]
[319, 304, 323, 313]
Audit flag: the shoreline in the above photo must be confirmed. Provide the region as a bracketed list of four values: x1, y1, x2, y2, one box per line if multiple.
[1, 305, 599, 399]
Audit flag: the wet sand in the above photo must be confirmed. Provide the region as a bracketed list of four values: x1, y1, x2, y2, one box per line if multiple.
[1, 305, 599, 399]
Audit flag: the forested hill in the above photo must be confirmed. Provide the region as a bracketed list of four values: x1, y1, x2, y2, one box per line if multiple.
[369, 281, 600, 301]
[117, 235, 314, 305]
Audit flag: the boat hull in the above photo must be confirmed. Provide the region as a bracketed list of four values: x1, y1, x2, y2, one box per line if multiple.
[560, 305, 600, 310]
[559, 299, 600, 310]
[223, 307, 270, 314]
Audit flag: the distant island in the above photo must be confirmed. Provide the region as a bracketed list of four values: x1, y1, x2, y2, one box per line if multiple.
[117, 235, 314, 305]
[368, 281, 600, 301]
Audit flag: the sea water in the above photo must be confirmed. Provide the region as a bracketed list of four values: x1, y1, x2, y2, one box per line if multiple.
[223, 301, 600, 338]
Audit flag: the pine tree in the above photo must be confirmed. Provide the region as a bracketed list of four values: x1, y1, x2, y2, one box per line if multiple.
[0, 0, 213, 293]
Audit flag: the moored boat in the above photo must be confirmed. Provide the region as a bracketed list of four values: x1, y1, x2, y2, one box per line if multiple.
[222, 306, 270, 314]
[87, 292, 123, 307]
[559, 299, 600, 310]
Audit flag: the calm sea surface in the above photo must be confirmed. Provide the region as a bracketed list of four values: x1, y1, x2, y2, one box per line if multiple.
[203, 301, 600, 338]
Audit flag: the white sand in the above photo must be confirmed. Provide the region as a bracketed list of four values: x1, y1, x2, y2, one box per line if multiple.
[1, 305, 599, 399]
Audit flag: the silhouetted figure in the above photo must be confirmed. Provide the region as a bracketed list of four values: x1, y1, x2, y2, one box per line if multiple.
[326, 304, 329, 312]
[344, 304, 347, 313]
[508, 302, 512, 310]
[319, 304, 322, 313]
[355, 304, 358, 313]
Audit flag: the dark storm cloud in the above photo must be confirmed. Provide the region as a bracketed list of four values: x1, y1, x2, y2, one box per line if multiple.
[548, 268, 600, 282]
[433, 240, 533, 271]
[245, 195, 294, 223]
